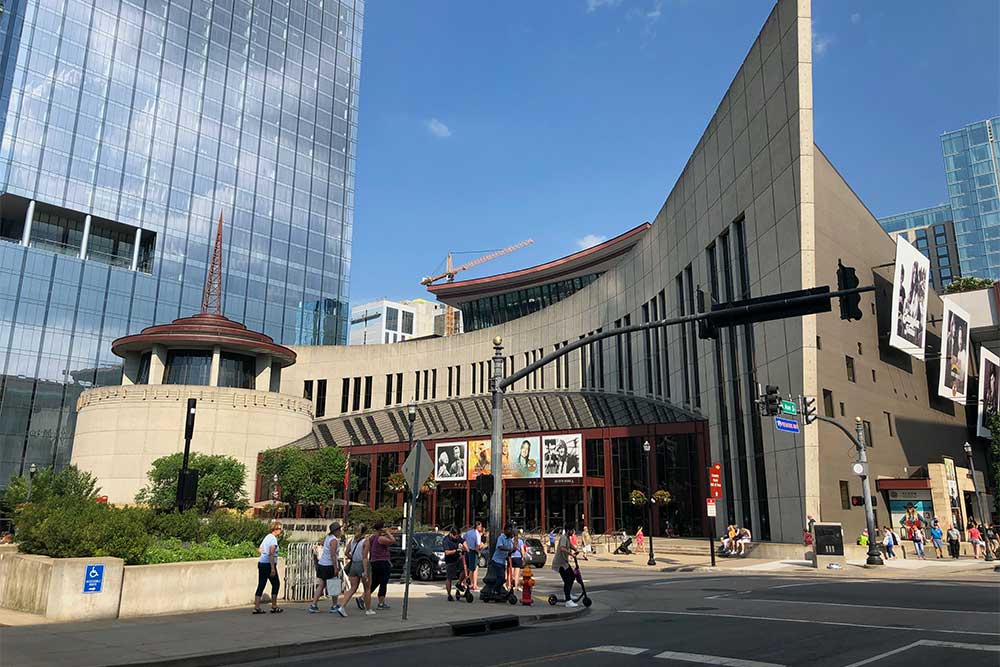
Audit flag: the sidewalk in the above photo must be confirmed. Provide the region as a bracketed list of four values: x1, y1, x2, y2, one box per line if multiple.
[0, 583, 586, 667]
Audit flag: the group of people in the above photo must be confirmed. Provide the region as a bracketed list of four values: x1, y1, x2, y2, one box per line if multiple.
[859, 520, 995, 560]
[252, 519, 397, 616]
[548, 525, 591, 554]
[720, 525, 753, 556]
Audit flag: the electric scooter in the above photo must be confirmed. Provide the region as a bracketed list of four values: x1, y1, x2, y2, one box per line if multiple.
[547, 554, 592, 608]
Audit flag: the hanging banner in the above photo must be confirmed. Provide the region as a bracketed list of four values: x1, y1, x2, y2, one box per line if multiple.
[938, 298, 970, 403]
[978, 347, 1000, 438]
[502, 437, 541, 479]
[434, 442, 468, 482]
[467, 439, 492, 478]
[542, 433, 583, 478]
[888, 236, 929, 360]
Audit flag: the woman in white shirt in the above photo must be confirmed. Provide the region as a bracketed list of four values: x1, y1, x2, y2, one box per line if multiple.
[253, 521, 283, 614]
[309, 523, 346, 616]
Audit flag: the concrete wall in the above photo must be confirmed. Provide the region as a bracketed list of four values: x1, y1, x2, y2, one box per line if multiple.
[72, 385, 313, 504]
[119, 557, 282, 618]
[0, 553, 51, 615]
[0, 554, 124, 620]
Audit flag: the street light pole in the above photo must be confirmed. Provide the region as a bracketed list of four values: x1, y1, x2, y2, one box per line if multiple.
[963, 442, 994, 562]
[402, 401, 418, 621]
[642, 440, 655, 566]
[26, 463, 37, 501]
[853, 417, 883, 566]
[486, 336, 505, 592]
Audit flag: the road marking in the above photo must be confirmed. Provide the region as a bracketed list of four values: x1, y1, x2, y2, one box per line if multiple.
[652, 577, 724, 586]
[652, 650, 785, 667]
[732, 597, 998, 615]
[489, 648, 591, 666]
[769, 582, 822, 589]
[617, 610, 1000, 637]
[590, 646, 648, 655]
[841, 639, 1000, 667]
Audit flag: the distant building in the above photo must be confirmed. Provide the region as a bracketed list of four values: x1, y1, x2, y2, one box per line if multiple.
[878, 204, 960, 290]
[349, 298, 459, 345]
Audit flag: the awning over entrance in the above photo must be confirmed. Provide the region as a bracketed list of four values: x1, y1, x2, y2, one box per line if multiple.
[304, 391, 702, 449]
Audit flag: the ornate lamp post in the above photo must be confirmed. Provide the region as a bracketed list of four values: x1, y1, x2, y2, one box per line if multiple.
[26, 463, 37, 501]
[643, 440, 655, 566]
[964, 442, 994, 562]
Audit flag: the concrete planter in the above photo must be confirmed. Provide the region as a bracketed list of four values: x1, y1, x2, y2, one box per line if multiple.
[0, 553, 124, 621]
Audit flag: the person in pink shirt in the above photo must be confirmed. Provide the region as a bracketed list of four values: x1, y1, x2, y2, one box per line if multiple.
[968, 522, 985, 559]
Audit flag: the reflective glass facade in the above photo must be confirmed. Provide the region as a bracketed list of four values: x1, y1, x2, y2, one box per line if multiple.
[0, 0, 363, 484]
[941, 117, 1000, 279]
[877, 204, 961, 289]
[460, 273, 601, 332]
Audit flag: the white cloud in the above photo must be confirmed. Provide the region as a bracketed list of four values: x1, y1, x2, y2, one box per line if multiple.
[426, 118, 452, 138]
[647, 0, 663, 20]
[586, 0, 622, 13]
[813, 30, 834, 56]
[850, 12, 862, 24]
[576, 234, 607, 250]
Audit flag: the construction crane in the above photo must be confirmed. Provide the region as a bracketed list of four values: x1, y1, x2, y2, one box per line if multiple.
[421, 238, 534, 337]
[420, 239, 534, 286]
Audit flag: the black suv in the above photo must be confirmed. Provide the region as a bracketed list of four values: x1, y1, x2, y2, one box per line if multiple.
[388, 532, 447, 581]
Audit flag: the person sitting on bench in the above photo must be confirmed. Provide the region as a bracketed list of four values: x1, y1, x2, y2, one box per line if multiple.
[720, 525, 737, 554]
[735, 526, 752, 556]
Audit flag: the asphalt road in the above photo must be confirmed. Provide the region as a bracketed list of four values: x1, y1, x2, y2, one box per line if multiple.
[239, 568, 1000, 667]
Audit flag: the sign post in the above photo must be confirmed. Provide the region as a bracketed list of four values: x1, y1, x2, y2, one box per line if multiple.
[400, 440, 431, 621]
[708, 462, 722, 567]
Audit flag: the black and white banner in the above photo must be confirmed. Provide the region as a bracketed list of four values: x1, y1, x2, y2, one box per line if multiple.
[888, 236, 930, 360]
[977, 347, 999, 439]
[938, 298, 970, 404]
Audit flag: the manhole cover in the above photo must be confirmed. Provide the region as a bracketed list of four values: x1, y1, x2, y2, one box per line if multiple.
[685, 607, 719, 611]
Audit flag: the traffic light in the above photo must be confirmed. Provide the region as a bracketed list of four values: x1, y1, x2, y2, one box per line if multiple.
[476, 473, 494, 496]
[850, 495, 877, 507]
[801, 395, 817, 424]
[763, 385, 780, 416]
[837, 259, 863, 321]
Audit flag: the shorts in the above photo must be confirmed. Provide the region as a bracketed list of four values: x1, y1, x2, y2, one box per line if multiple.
[316, 564, 336, 580]
[511, 557, 524, 568]
[446, 560, 462, 580]
[932, 538, 943, 548]
[348, 560, 365, 579]
[465, 551, 478, 571]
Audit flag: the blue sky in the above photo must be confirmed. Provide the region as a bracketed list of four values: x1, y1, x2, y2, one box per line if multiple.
[350, 0, 999, 304]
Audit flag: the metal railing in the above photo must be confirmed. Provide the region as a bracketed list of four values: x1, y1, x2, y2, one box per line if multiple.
[283, 542, 317, 602]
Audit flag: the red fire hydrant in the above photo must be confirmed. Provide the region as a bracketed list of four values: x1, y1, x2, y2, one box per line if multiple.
[521, 565, 535, 605]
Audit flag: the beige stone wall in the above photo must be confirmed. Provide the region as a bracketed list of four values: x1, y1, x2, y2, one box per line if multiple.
[0, 554, 125, 621]
[72, 385, 313, 505]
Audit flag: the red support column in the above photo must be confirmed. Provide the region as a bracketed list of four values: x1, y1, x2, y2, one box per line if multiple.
[368, 454, 376, 508]
[603, 435, 614, 534]
[540, 479, 547, 534]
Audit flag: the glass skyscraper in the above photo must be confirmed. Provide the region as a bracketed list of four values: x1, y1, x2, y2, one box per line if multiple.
[941, 117, 1000, 279]
[0, 0, 363, 484]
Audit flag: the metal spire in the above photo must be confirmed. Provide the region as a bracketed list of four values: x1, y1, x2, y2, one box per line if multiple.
[201, 212, 224, 314]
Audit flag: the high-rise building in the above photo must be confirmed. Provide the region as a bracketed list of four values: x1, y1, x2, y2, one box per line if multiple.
[349, 298, 457, 345]
[941, 117, 1000, 280]
[0, 0, 364, 484]
[878, 204, 961, 290]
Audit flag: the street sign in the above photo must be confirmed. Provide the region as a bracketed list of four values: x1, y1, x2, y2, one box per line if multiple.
[709, 462, 722, 499]
[401, 440, 432, 497]
[780, 399, 797, 416]
[774, 417, 800, 434]
[706, 498, 717, 517]
[83, 564, 104, 594]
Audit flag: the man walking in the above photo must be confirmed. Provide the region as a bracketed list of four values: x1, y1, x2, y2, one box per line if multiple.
[946, 524, 961, 559]
[464, 521, 483, 591]
[929, 521, 944, 559]
[442, 526, 466, 602]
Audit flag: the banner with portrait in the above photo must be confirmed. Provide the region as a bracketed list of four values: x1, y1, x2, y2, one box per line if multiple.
[541, 433, 583, 478]
[978, 347, 1000, 439]
[938, 299, 970, 403]
[502, 437, 541, 479]
[434, 442, 467, 482]
[467, 439, 492, 478]
[888, 236, 929, 360]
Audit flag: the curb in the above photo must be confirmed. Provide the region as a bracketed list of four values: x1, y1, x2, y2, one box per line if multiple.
[114, 605, 588, 667]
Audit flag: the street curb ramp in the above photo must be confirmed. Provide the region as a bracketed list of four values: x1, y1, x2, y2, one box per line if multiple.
[113, 606, 588, 667]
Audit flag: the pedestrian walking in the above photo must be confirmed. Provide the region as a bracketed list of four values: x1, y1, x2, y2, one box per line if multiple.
[464, 521, 483, 591]
[367, 521, 396, 611]
[946, 524, 961, 559]
[310, 522, 347, 616]
[548, 529, 556, 554]
[635, 526, 644, 550]
[968, 523, 985, 559]
[340, 524, 372, 614]
[511, 530, 526, 590]
[581, 526, 592, 553]
[253, 521, 283, 614]
[552, 525, 580, 607]
[442, 526, 466, 601]
[881, 525, 897, 560]
[929, 521, 944, 559]
[911, 525, 926, 559]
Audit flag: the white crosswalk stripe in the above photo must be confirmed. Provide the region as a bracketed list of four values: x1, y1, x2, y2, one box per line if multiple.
[652, 650, 785, 667]
[590, 646, 648, 655]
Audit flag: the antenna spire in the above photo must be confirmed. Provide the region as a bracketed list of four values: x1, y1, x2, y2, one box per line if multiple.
[201, 212, 224, 314]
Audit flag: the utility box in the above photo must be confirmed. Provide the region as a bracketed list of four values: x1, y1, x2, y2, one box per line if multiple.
[810, 522, 847, 569]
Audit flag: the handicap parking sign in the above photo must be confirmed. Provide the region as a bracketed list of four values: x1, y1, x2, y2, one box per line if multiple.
[83, 564, 104, 593]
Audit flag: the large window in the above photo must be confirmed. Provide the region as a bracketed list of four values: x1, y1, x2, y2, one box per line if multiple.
[136, 352, 151, 385]
[586, 438, 605, 477]
[459, 273, 602, 331]
[219, 352, 255, 389]
[163, 351, 212, 385]
[402, 311, 414, 335]
[386, 307, 399, 331]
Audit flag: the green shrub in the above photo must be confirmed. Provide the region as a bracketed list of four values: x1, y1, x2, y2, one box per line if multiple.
[148, 510, 203, 542]
[143, 536, 259, 564]
[202, 510, 269, 545]
[135, 453, 248, 513]
[96, 506, 154, 565]
[347, 505, 404, 530]
[2, 465, 98, 514]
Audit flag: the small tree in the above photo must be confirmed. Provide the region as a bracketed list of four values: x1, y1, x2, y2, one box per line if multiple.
[135, 453, 249, 514]
[257, 446, 347, 508]
[944, 277, 995, 294]
[1, 465, 99, 513]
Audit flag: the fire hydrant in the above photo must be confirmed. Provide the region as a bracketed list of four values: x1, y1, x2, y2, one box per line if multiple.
[521, 565, 535, 605]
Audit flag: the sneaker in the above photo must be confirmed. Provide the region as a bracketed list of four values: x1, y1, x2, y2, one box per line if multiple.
[377, 603, 390, 610]
[355, 598, 365, 611]
[565, 600, 579, 608]
[365, 609, 376, 616]
[308, 604, 319, 613]
[448, 594, 454, 602]
[331, 605, 348, 618]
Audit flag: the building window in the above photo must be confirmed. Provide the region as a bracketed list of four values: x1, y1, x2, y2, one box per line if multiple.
[622, 318, 633, 392]
[884, 411, 893, 437]
[586, 438, 605, 477]
[422, 369, 429, 401]
[934, 224, 946, 235]
[315, 379, 327, 417]
[363, 376, 372, 410]
[386, 307, 399, 331]
[136, 352, 151, 385]
[432, 369, 437, 399]
[304, 380, 314, 401]
[402, 311, 414, 335]
[936, 245, 949, 257]
[163, 351, 212, 386]
[396, 373, 404, 403]
[352, 377, 362, 412]
[269, 364, 281, 393]
[938, 255, 951, 267]
[823, 389, 835, 418]
[341, 378, 350, 413]
[454, 367, 461, 397]
[385, 374, 394, 405]
[846, 356, 856, 383]
[871, 369, 876, 383]
[414, 371, 421, 401]
[840, 480, 851, 510]
[219, 352, 256, 389]
[839, 402, 846, 417]
[816, 336, 822, 350]
[857, 342, 863, 355]
[384, 332, 390, 344]
[863, 420, 873, 448]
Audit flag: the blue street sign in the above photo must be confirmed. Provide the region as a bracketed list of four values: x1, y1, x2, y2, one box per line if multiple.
[774, 417, 800, 434]
[83, 564, 104, 593]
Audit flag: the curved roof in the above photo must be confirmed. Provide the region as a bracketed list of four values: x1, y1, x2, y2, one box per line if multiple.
[111, 313, 297, 367]
[428, 222, 650, 306]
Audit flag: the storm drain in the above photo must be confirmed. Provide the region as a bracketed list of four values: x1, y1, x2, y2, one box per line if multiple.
[450, 615, 521, 636]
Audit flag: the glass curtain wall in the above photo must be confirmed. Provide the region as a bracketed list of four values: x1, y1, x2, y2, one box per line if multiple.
[460, 273, 602, 331]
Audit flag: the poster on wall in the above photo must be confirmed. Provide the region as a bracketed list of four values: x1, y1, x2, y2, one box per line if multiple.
[888, 236, 930, 360]
[434, 442, 467, 482]
[977, 347, 1000, 439]
[467, 440, 492, 478]
[502, 437, 541, 479]
[542, 434, 583, 478]
[938, 299, 971, 403]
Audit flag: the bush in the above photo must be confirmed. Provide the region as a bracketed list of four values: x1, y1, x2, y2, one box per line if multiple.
[347, 505, 404, 530]
[148, 510, 203, 543]
[202, 510, 269, 545]
[2, 465, 98, 514]
[135, 453, 249, 513]
[143, 536, 259, 564]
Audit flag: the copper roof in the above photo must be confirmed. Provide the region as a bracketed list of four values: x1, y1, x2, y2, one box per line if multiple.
[111, 313, 296, 367]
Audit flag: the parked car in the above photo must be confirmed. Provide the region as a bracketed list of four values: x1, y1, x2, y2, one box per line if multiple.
[388, 532, 447, 581]
[523, 538, 547, 567]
